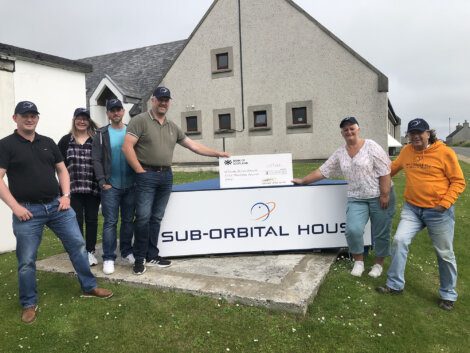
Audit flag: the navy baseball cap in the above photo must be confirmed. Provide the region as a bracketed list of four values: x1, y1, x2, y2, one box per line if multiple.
[153, 86, 172, 99]
[73, 108, 90, 118]
[407, 118, 429, 133]
[106, 98, 123, 111]
[340, 116, 359, 128]
[14, 101, 40, 115]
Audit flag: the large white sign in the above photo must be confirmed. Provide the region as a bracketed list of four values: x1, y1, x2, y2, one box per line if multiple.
[158, 183, 371, 257]
[219, 153, 293, 188]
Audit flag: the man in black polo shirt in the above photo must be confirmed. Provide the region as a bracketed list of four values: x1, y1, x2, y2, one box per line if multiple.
[0, 101, 113, 324]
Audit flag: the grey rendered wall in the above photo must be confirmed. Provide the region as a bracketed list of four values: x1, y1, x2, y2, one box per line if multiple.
[161, 0, 388, 163]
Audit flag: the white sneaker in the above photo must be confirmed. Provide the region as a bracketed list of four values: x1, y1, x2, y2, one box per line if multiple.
[351, 261, 365, 277]
[368, 264, 383, 278]
[103, 260, 115, 275]
[124, 254, 135, 265]
[88, 252, 98, 266]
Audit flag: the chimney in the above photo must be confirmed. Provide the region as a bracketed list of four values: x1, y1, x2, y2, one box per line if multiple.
[463, 120, 469, 128]
[456, 123, 463, 130]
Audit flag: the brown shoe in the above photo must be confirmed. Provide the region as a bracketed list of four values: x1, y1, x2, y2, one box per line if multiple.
[21, 305, 38, 324]
[81, 287, 113, 299]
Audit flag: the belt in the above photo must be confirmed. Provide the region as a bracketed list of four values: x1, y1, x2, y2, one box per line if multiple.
[141, 164, 172, 172]
[18, 197, 57, 204]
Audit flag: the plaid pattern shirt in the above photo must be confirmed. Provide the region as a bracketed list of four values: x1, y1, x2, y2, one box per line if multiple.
[66, 136, 100, 196]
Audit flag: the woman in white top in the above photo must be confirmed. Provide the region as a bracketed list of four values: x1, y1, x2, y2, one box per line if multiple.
[293, 117, 395, 277]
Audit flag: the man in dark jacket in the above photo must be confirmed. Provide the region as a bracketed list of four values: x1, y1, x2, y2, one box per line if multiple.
[92, 99, 135, 275]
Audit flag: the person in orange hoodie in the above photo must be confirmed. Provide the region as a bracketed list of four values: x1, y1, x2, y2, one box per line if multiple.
[377, 118, 466, 311]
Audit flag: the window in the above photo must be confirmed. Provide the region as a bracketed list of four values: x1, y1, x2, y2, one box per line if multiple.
[186, 116, 198, 132]
[292, 107, 307, 125]
[216, 53, 229, 70]
[254, 111, 267, 127]
[219, 113, 231, 130]
[181, 110, 202, 138]
[248, 104, 272, 135]
[211, 47, 234, 78]
[213, 108, 235, 136]
[286, 100, 313, 134]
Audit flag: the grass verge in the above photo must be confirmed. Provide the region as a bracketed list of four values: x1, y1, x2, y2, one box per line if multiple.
[0, 161, 469, 353]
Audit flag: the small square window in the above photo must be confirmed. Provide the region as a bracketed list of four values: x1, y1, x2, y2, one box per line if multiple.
[292, 107, 307, 125]
[186, 116, 198, 132]
[254, 111, 267, 127]
[219, 113, 231, 130]
[216, 53, 229, 70]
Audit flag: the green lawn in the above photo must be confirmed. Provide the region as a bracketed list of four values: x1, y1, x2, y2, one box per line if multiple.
[1, 162, 469, 353]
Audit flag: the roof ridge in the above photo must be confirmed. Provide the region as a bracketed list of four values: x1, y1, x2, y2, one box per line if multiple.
[79, 39, 186, 60]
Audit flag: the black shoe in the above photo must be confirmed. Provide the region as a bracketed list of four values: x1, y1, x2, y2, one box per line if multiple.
[156, 257, 172, 268]
[376, 285, 403, 294]
[133, 261, 146, 275]
[438, 299, 454, 311]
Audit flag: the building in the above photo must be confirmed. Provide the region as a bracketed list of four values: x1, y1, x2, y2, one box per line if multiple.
[0, 42, 91, 253]
[82, 0, 400, 163]
[80, 41, 186, 127]
[446, 120, 470, 145]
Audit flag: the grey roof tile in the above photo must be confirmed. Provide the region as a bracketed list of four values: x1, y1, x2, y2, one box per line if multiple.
[0, 42, 92, 73]
[79, 40, 186, 105]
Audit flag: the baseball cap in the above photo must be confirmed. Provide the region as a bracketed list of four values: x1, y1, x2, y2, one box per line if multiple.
[153, 86, 172, 99]
[406, 118, 429, 133]
[106, 98, 123, 111]
[73, 108, 90, 118]
[339, 116, 359, 128]
[14, 101, 40, 115]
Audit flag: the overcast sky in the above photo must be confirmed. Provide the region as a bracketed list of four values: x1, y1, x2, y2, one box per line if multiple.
[1, 0, 469, 139]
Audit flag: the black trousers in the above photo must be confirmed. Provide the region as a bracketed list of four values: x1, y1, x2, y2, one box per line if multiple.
[70, 193, 101, 252]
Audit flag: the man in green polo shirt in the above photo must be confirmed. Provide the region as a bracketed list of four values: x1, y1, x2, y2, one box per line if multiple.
[122, 87, 229, 275]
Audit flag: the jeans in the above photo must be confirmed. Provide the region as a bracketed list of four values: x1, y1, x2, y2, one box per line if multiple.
[346, 188, 396, 256]
[386, 202, 457, 301]
[70, 193, 101, 252]
[101, 185, 135, 261]
[133, 170, 173, 263]
[12, 199, 97, 308]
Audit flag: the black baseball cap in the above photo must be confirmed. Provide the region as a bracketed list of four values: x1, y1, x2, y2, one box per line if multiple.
[73, 108, 90, 118]
[14, 101, 40, 115]
[106, 98, 124, 111]
[340, 116, 359, 128]
[153, 86, 172, 99]
[407, 118, 429, 133]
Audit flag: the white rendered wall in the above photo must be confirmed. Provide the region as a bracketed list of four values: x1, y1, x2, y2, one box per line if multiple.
[1, 60, 87, 253]
[13, 60, 87, 143]
[161, 0, 388, 163]
[0, 70, 16, 253]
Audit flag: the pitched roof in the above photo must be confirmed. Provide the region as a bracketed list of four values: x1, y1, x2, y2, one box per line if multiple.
[0, 42, 92, 73]
[155, 0, 388, 95]
[79, 40, 186, 108]
[446, 126, 465, 139]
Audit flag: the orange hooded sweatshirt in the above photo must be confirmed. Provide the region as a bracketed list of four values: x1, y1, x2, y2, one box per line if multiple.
[391, 140, 466, 209]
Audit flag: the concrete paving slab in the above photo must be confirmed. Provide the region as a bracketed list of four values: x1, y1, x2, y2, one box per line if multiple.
[36, 248, 336, 315]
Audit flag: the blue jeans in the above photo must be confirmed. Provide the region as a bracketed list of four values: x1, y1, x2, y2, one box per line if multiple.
[12, 199, 97, 308]
[346, 189, 396, 256]
[101, 185, 135, 261]
[386, 202, 457, 301]
[133, 170, 173, 263]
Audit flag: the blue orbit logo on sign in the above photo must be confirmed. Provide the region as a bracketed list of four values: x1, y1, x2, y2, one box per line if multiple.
[250, 202, 276, 221]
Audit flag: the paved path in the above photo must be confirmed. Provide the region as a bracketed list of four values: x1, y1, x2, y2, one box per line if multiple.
[453, 147, 470, 163]
[452, 146, 470, 157]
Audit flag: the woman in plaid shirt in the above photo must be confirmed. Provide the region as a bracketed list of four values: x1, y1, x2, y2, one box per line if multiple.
[58, 108, 100, 266]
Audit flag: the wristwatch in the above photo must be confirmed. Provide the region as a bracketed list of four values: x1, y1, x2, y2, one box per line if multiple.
[63, 193, 71, 198]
